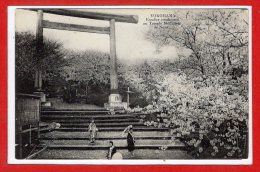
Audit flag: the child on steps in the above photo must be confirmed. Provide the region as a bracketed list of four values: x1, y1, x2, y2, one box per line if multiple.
[88, 119, 98, 144]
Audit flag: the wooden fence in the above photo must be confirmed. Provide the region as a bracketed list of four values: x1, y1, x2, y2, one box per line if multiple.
[15, 93, 41, 159]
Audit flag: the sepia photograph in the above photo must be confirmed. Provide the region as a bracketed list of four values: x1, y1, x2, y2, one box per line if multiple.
[8, 6, 251, 164]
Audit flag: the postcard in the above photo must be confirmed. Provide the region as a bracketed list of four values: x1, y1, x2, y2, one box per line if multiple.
[7, 6, 252, 166]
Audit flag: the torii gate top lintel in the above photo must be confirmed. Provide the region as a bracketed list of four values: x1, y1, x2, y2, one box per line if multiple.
[27, 8, 139, 24]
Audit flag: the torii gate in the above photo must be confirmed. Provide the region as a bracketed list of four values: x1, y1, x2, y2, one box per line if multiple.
[30, 9, 138, 109]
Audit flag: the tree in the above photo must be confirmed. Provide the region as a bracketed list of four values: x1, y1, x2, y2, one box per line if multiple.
[15, 32, 67, 94]
[201, 9, 249, 75]
[62, 50, 110, 86]
[145, 9, 249, 77]
[135, 10, 249, 158]
[60, 50, 111, 105]
[146, 10, 207, 76]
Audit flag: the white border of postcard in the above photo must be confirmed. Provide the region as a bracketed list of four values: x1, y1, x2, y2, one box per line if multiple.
[8, 5, 253, 165]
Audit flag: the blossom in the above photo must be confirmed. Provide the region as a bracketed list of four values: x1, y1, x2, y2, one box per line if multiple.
[199, 147, 203, 153]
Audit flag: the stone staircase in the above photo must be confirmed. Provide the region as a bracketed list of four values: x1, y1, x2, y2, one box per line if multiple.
[32, 109, 191, 159]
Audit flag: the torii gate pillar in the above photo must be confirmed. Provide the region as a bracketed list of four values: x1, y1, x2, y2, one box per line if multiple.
[105, 19, 127, 110]
[34, 10, 47, 104]
[109, 19, 119, 93]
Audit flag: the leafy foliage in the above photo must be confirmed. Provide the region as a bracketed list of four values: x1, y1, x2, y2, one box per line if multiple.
[15, 32, 67, 93]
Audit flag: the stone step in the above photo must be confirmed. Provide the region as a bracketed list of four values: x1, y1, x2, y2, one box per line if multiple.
[38, 140, 184, 149]
[52, 127, 169, 132]
[57, 122, 144, 128]
[32, 149, 191, 159]
[41, 107, 108, 112]
[40, 137, 173, 141]
[41, 131, 172, 139]
[41, 110, 109, 115]
[41, 118, 140, 123]
[40, 139, 181, 146]
[40, 136, 173, 140]
[41, 114, 138, 119]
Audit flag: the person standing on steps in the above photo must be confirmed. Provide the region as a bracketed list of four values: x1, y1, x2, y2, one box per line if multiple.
[127, 127, 135, 157]
[122, 125, 135, 157]
[88, 118, 98, 144]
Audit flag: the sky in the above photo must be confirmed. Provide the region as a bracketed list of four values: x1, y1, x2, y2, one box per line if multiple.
[15, 8, 180, 64]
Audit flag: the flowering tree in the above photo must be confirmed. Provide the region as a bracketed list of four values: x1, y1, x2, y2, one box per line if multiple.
[133, 72, 248, 159]
[138, 9, 249, 159]
[146, 9, 249, 77]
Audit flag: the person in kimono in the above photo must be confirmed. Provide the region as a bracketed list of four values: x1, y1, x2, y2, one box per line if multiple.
[88, 119, 98, 143]
[122, 125, 135, 157]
